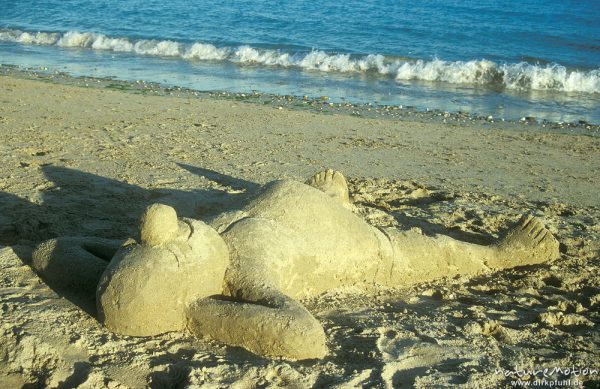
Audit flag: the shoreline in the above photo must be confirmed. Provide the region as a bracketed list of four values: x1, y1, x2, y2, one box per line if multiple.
[1, 71, 599, 209]
[2, 63, 600, 132]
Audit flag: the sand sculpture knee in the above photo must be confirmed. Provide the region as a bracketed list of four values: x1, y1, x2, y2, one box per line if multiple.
[32, 237, 123, 295]
[30, 169, 560, 361]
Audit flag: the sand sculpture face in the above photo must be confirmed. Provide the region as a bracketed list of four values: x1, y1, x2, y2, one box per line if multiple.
[96, 204, 229, 336]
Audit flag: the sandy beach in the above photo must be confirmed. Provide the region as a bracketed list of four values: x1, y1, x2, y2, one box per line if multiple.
[0, 75, 598, 387]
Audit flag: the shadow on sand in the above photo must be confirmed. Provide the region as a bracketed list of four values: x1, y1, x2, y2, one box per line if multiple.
[0, 164, 255, 316]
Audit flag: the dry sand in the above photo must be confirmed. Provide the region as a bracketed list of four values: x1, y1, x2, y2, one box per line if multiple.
[0, 75, 598, 388]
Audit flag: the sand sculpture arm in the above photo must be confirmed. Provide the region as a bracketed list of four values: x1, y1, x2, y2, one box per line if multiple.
[185, 285, 327, 360]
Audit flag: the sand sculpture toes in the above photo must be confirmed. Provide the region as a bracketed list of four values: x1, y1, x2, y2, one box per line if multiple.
[29, 170, 560, 360]
[492, 214, 561, 268]
[305, 168, 351, 207]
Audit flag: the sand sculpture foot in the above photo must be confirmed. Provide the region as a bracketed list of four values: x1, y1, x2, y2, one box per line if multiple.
[491, 215, 560, 268]
[306, 169, 351, 207]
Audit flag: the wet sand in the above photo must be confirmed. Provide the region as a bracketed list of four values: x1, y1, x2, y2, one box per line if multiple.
[0, 75, 598, 387]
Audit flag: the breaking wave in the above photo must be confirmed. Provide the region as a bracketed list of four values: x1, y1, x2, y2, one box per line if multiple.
[1, 28, 598, 93]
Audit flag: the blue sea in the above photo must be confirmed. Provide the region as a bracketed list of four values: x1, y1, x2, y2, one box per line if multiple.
[1, 0, 599, 123]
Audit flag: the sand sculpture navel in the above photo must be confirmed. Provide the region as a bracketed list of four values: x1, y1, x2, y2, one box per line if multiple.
[31, 170, 560, 360]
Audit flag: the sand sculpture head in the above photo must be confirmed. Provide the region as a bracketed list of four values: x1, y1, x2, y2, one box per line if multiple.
[96, 204, 229, 336]
[139, 203, 181, 246]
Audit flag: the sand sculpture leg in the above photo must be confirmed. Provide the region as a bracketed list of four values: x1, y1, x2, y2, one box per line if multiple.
[31, 237, 124, 295]
[304, 170, 559, 284]
[379, 215, 560, 286]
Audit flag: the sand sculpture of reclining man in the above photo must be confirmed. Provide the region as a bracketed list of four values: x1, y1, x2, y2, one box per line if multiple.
[31, 170, 560, 360]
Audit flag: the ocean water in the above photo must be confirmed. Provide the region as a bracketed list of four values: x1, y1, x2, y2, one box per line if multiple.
[1, 0, 599, 123]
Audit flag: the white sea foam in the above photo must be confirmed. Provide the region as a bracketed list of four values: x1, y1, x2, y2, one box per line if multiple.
[0, 30, 60, 45]
[233, 45, 292, 66]
[501, 62, 600, 93]
[57, 31, 97, 48]
[92, 35, 134, 52]
[134, 40, 181, 56]
[183, 42, 228, 60]
[395, 59, 600, 93]
[396, 59, 501, 84]
[2, 28, 598, 93]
